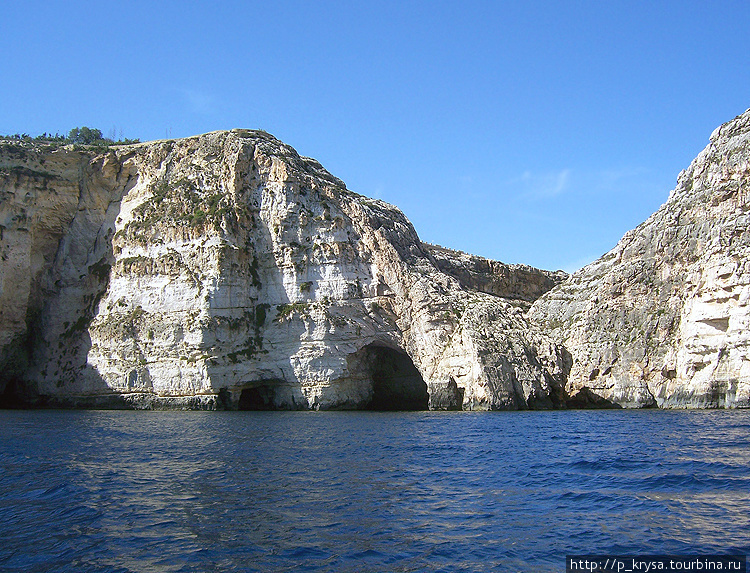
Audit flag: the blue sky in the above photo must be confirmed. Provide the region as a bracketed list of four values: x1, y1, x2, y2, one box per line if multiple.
[3, 1, 749, 271]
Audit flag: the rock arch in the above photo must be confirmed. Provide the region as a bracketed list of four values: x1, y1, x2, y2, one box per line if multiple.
[348, 343, 429, 411]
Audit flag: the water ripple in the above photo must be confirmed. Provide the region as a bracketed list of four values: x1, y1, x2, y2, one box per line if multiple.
[0, 409, 748, 572]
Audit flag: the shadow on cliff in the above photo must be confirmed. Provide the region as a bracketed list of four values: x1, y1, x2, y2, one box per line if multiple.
[0, 260, 131, 410]
[0, 151, 136, 409]
[565, 386, 622, 409]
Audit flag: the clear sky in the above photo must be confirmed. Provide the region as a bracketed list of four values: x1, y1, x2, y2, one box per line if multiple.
[2, 1, 749, 271]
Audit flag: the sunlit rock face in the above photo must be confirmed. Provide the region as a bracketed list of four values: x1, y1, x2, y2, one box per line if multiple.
[0, 131, 568, 410]
[529, 109, 750, 408]
[10, 110, 748, 412]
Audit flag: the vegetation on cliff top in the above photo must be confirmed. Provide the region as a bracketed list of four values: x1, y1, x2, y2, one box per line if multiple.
[1, 126, 139, 148]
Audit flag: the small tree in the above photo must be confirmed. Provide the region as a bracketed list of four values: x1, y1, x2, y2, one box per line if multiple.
[68, 126, 104, 145]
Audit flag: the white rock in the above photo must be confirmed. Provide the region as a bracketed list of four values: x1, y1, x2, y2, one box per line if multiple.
[530, 108, 750, 408]
[0, 132, 566, 410]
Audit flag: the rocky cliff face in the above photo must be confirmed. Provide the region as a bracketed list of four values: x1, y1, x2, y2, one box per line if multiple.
[0, 131, 568, 410]
[425, 244, 567, 307]
[529, 109, 750, 408]
[5, 109, 750, 411]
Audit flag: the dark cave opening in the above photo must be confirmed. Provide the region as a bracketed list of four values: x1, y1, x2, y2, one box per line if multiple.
[364, 345, 429, 411]
[238, 384, 277, 410]
[0, 378, 25, 409]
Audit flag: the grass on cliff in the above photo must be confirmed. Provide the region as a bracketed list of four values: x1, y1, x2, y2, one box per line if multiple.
[124, 178, 238, 235]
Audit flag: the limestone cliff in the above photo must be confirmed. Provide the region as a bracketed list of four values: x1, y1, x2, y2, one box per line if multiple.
[529, 109, 750, 408]
[0, 131, 567, 410]
[7, 110, 749, 411]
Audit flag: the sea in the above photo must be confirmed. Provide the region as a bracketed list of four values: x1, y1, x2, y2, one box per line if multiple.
[0, 409, 748, 573]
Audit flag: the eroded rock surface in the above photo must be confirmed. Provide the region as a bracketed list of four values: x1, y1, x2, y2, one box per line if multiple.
[6, 109, 750, 410]
[529, 109, 750, 408]
[425, 244, 567, 307]
[0, 132, 566, 409]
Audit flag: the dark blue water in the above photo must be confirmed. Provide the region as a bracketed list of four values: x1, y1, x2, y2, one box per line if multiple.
[0, 410, 748, 572]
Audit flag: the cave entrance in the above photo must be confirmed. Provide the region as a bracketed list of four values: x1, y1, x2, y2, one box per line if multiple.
[238, 384, 277, 410]
[363, 344, 429, 411]
[0, 378, 24, 409]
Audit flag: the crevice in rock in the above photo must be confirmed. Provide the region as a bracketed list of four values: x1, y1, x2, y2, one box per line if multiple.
[429, 377, 464, 410]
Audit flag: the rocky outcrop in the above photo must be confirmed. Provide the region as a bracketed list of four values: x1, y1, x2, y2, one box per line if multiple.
[0, 131, 567, 410]
[529, 109, 750, 408]
[425, 243, 567, 307]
